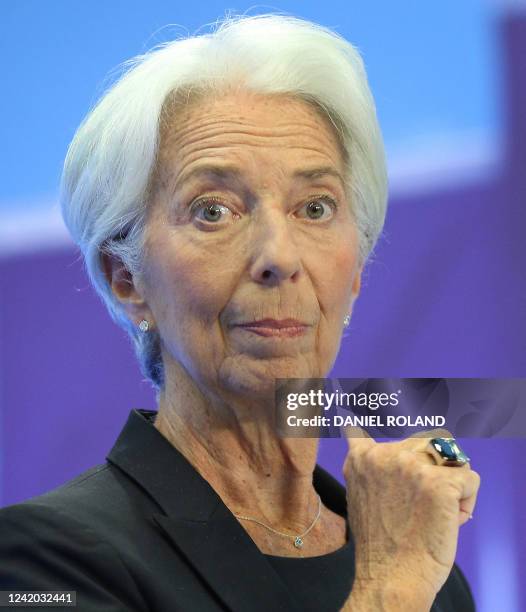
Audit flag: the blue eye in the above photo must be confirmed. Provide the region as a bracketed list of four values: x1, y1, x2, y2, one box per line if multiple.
[190, 198, 233, 223]
[299, 196, 337, 220]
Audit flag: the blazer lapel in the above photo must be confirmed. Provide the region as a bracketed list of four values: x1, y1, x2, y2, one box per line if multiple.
[153, 507, 303, 612]
[107, 409, 305, 612]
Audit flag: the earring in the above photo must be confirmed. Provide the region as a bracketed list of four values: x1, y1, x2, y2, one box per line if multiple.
[138, 319, 150, 333]
[343, 315, 351, 328]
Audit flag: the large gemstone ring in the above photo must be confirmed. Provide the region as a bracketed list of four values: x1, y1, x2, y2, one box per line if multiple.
[428, 438, 470, 467]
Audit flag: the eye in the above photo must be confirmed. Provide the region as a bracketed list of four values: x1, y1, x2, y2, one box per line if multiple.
[297, 196, 338, 221]
[190, 197, 237, 224]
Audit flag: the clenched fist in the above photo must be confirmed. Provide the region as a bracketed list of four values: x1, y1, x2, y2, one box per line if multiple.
[341, 429, 480, 611]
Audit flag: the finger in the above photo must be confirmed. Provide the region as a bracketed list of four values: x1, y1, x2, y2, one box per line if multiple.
[428, 465, 480, 499]
[401, 428, 455, 452]
[458, 504, 476, 526]
[425, 465, 481, 526]
[412, 449, 437, 465]
[408, 428, 454, 440]
[413, 445, 471, 470]
[403, 430, 472, 469]
[342, 424, 376, 449]
[457, 473, 480, 526]
[427, 439, 471, 470]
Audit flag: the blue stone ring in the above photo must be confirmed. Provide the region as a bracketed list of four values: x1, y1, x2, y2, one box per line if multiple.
[428, 438, 470, 467]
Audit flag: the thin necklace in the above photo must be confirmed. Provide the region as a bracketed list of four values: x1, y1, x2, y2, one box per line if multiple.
[233, 494, 322, 549]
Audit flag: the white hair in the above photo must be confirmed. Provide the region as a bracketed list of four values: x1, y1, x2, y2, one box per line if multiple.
[60, 13, 388, 391]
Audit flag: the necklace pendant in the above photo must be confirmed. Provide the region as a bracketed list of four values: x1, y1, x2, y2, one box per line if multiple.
[294, 536, 303, 548]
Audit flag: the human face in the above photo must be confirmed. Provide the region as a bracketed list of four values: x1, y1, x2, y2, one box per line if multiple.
[140, 92, 362, 399]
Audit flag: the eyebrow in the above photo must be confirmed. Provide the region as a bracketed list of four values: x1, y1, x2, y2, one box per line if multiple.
[173, 164, 346, 192]
[292, 166, 346, 188]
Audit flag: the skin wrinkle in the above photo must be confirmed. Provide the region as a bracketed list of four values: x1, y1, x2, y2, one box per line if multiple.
[170, 165, 347, 204]
[116, 91, 362, 557]
[164, 147, 348, 214]
[160, 93, 349, 180]
[171, 119, 337, 141]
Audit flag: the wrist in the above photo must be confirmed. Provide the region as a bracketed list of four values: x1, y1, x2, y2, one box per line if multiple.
[347, 577, 434, 612]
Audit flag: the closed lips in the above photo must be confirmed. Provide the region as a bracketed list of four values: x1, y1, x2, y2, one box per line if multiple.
[233, 319, 310, 338]
[235, 319, 308, 328]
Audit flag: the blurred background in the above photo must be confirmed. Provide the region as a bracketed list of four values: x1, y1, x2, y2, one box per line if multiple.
[1, 1, 525, 610]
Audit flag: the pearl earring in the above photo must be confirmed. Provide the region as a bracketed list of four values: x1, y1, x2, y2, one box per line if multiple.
[343, 315, 351, 328]
[138, 320, 150, 333]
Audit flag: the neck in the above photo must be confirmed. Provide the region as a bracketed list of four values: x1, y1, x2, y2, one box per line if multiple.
[154, 361, 321, 528]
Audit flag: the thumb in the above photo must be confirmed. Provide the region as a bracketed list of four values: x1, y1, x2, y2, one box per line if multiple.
[342, 424, 375, 481]
[342, 424, 376, 449]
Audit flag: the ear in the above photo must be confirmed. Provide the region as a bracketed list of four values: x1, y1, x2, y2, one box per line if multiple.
[101, 252, 152, 326]
[350, 263, 363, 305]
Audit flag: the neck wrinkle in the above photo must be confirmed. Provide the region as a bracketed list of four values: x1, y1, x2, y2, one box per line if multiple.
[154, 387, 322, 528]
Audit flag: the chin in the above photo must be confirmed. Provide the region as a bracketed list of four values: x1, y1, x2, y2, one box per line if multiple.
[218, 355, 322, 399]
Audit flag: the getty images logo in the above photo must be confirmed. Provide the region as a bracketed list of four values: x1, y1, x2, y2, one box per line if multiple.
[286, 388, 403, 412]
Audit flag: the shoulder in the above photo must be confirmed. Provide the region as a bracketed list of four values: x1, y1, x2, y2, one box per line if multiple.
[2, 460, 159, 533]
[0, 463, 113, 531]
[0, 463, 151, 610]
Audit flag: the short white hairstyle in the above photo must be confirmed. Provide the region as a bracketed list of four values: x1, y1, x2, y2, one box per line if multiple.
[60, 13, 388, 391]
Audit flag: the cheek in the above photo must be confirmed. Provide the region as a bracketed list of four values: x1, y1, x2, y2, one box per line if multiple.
[143, 233, 236, 331]
[313, 239, 359, 314]
[337, 244, 360, 300]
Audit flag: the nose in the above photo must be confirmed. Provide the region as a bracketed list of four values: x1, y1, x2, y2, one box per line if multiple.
[249, 208, 302, 286]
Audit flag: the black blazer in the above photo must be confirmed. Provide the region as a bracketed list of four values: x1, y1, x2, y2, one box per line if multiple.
[0, 409, 475, 611]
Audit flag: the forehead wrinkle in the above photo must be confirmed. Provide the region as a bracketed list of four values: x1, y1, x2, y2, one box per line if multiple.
[165, 125, 344, 170]
[156, 100, 347, 198]
[160, 105, 343, 156]
[158, 138, 346, 200]
[160, 88, 345, 143]
[168, 115, 328, 137]
[166, 98, 329, 129]
[169, 143, 343, 188]
[160, 115, 305, 156]
[175, 139, 342, 162]
[164, 124, 340, 157]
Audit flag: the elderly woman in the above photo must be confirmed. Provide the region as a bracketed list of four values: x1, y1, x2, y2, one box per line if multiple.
[0, 14, 479, 612]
